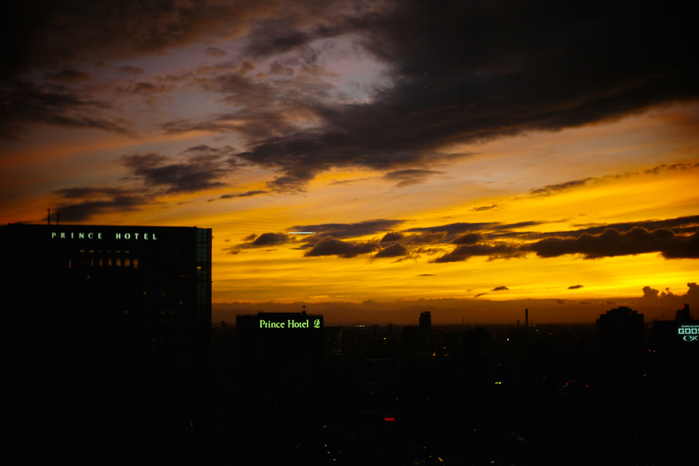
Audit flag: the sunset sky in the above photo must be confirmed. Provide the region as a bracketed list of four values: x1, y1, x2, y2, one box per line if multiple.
[2, 0, 697, 323]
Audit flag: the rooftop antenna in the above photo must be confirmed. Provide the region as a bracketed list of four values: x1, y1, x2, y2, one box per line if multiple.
[47, 207, 50, 226]
[525, 308, 529, 330]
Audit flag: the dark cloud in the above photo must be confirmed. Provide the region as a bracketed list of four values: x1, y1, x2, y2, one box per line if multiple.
[406, 222, 498, 237]
[380, 232, 404, 243]
[382, 169, 442, 188]
[244, 22, 312, 58]
[433, 243, 523, 263]
[405, 221, 545, 242]
[645, 162, 698, 175]
[51, 144, 242, 220]
[213, 190, 268, 201]
[529, 178, 593, 197]
[643, 286, 660, 299]
[161, 69, 333, 144]
[224, 246, 242, 255]
[472, 204, 498, 212]
[118, 66, 145, 74]
[430, 218, 699, 263]
[239, 214, 699, 265]
[660, 288, 676, 298]
[6, 1, 694, 190]
[266, 171, 316, 193]
[304, 237, 380, 258]
[1, 0, 273, 80]
[224, 0, 697, 191]
[121, 147, 235, 194]
[641, 283, 699, 302]
[519, 215, 699, 241]
[132, 82, 172, 94]
[204, 47, 228, 57]
[568, 285, 584, 290]
[4, 0, 696, 160]
[52, 187, 147, 222]
[45, 69, 91, 83]
[374, 243, 409, 259]
[452, 233, 484, 245]
[290, 219, 405, 240]
[492, 286, 509, 292]
[404, 231, 448, 245]
[529, 227, 699, 260]
[226, 232, 291, 254]
[0, 80, 131, 139]
[250, 233, 289, 247]
[55, 186, 136, 200]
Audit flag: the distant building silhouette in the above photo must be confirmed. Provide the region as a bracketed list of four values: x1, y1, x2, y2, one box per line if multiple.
[675, 303, 692, 322]
[404, 311, 435, 354]
[597, 306, 644, 346]
[235, 311, 325, 460]
[653, 304, 698, 355]
[236, 311, 324, 362]
[596, 306, 645, 378]
[419, 310, 432, 330]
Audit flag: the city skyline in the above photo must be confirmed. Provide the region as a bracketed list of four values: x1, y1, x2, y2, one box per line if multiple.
[2, 1, 697, 323]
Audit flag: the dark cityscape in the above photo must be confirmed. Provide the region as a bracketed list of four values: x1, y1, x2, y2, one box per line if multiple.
[2, 1, 698, 464]
[5, 223, 697, 465]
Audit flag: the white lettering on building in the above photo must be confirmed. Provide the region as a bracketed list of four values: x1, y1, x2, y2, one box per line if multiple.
[51, 231, 157, 240]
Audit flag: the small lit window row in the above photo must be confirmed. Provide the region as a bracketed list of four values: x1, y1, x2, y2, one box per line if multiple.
[69, 257, 140, 268]
[79, 249, 130, 254]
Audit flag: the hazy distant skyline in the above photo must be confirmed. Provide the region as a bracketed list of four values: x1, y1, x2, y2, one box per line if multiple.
[2, 1, 697, 321]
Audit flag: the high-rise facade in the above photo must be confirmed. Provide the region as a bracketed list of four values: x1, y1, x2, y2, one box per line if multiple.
[3, 224, 212, 463]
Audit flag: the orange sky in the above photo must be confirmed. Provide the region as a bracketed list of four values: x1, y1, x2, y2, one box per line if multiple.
[2, 1, 697, 322]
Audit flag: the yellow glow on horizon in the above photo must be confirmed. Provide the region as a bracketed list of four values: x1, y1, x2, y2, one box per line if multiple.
[4, 105, 695, 311]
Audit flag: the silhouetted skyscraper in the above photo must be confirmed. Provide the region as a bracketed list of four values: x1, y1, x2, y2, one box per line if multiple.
[597, 306, 644, 348]
[676, 304, 692, 322]
[3, 224, 212, 463]
[419, 311, 432, 330]
[653, 304, 698, 355]
[235, 311, 325, 461]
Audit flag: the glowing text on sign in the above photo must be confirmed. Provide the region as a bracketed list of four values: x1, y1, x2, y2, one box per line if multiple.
[51, 231, 158, 240]
[259, 318, 321, 329]
[678, 325, 699, 342]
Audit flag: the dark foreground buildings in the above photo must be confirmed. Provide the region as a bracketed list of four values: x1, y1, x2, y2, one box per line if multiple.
[3, 224, 212, 464]
[233, 312, 326, 461]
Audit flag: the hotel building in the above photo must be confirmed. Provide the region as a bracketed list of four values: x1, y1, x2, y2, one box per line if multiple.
[3, 224, 212, 463]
